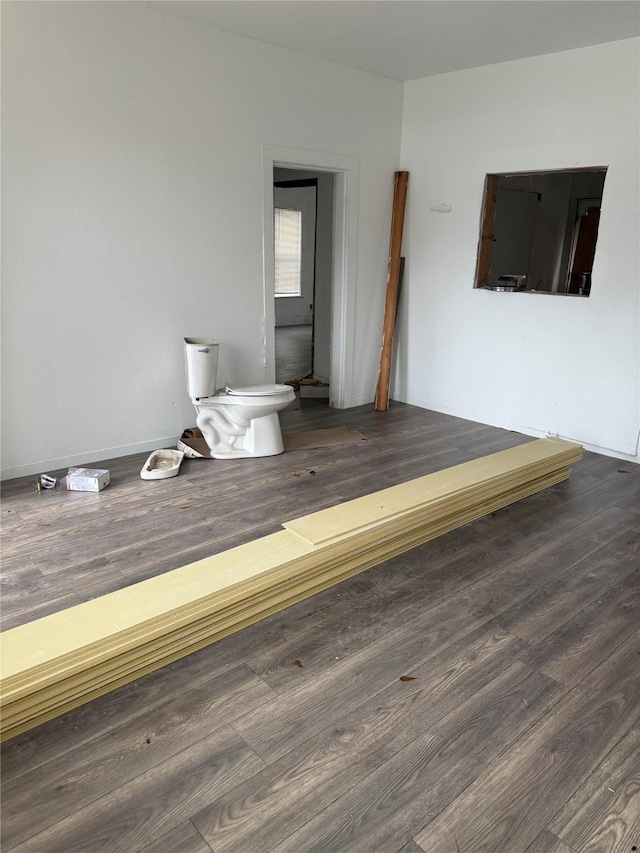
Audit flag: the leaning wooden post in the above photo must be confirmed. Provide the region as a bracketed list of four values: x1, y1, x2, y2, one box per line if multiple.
[375, 171, 409, 411]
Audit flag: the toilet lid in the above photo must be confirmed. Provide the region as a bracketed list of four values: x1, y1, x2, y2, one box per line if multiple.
[226, 384, 292, 397]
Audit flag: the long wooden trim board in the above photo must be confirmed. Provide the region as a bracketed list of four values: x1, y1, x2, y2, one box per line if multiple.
[0, 438, 582, 740]
[2, 467, 569, 723]
[1, 467, 570, 736]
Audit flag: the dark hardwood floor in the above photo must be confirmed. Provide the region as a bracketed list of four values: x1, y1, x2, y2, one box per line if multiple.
[1, 398, 639, 853]
[275, 324, 313, 383]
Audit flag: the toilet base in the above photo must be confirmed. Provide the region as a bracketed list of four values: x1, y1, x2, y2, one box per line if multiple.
[209, 446, 283, 459]
[197, 409, 286, 459]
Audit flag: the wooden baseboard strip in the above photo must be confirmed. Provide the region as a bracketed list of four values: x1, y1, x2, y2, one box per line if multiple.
[0, 438, 582, 740]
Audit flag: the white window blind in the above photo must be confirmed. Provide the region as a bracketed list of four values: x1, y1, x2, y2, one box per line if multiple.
[274, 207, 302, 296]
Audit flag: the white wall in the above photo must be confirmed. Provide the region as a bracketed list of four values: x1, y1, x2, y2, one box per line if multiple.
[398, 39, 640, 460]
[1, 2, 402, 478]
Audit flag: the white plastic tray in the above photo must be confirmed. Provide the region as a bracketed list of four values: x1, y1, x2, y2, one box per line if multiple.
[140, 449, 184, 480]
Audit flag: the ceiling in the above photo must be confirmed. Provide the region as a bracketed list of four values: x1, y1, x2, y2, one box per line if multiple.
[155, 0, 640, 81]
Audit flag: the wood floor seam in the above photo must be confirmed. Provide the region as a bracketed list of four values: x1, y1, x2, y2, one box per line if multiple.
[188, 818, 216, 853]
[1, 714, 268, 849]
[2, 396, 638, 853]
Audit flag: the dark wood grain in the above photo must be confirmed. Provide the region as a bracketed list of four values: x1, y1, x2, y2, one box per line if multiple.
[230, 590, 506, 764]
[412, 638, 640, 853]
[1, 666, 275, 847]
[375, 170, 409, 411]
[474, 172, 499, 288]
[396, 842, 427, 853]
[137, 821, 213, 853]
[1, 591, 83, 631]
[0, 638, 278, 784]
[242, 492, 635, 699]
[1, 401, 639, 853]
[191, 626, 536, 853]
[494, 527, 640, 644]
[549, 723, 640, 853]
[522, 830, 576, 853]
[7, 726, 264, 853]
[268, 662, 563, 853]
[519, 569, 640, 687]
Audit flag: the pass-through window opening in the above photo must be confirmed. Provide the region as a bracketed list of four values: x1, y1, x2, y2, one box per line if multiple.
[474, 167, 607, 296]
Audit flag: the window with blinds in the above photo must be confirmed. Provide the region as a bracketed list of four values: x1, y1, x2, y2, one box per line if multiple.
[274, 207, 302, 296]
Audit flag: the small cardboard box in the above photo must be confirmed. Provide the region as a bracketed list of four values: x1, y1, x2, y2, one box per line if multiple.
[178, 428, 209, 459]
[66, 467, 110, 492]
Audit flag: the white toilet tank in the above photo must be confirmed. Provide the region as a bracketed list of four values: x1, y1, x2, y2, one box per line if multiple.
[184, 338, 219, 399]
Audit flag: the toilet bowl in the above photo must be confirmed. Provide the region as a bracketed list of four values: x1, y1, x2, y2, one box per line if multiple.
[184, 339, 295, 459]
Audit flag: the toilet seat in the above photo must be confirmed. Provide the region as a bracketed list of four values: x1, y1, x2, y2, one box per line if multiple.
[226, 384, 291, 397]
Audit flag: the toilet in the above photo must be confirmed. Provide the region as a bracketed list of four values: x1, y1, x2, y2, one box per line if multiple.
[184, 338, 295, 459]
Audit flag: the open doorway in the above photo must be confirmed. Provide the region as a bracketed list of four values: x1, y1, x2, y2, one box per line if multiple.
[262, 144, 360, 410]
[274, 169, 332, 400]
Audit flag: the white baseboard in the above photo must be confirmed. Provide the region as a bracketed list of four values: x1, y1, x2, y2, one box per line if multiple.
[350, 394, 375, 407]
[1, 435, 183, 482]
[392, 393, 639, 464]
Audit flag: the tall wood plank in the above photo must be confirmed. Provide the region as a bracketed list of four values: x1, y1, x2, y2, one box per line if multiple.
[474, 173, 499, 288]
[375, 171, 409, 411]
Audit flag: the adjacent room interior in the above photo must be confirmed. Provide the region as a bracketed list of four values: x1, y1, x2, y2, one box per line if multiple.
[1, 2, 639, 851]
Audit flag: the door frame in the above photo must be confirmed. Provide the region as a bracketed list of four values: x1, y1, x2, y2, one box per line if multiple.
[262, 144, 359, 409]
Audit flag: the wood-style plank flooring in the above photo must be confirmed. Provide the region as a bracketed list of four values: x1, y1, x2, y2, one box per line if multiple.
[275, 324, 313, 383]
[1, 394, 639, 852]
